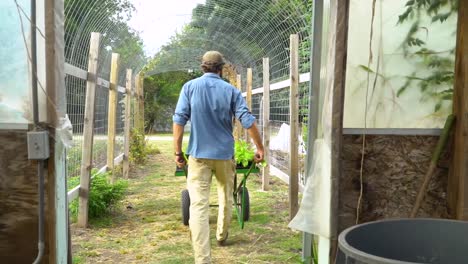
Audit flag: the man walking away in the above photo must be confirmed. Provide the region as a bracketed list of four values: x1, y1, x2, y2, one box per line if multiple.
[173, 51, 264, 264]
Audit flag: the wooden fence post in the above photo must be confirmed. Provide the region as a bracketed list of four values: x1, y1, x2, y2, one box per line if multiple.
[134, 74, 141, 133]
[135, 73, 145, 134]
[246, 68, 253, 143]
[235, 74, 243, 141]
[262, 58, 271, 191]
[107, 53, 120, 179]
[123, 69, 132, 179]
[289, 34, 300, 220]
[139, 74, 145, 133]
[451, 1, 468, 220]
[78, 32, 100, 228]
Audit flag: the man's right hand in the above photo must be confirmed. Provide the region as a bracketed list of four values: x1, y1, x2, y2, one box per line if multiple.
[175, 155, 187, 168]
[254, 149, 264, 163]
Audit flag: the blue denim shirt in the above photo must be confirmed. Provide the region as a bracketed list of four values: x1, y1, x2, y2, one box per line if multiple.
[173, 73, 256, 160]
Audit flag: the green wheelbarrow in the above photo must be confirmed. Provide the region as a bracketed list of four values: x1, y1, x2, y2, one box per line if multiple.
[175, 157, 259, 229]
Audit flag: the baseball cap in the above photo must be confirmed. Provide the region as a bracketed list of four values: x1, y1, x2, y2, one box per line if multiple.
[201, 51, 225, 66]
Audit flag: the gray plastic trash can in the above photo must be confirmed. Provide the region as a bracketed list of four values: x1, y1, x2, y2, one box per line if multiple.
[337, 218, 468, 264]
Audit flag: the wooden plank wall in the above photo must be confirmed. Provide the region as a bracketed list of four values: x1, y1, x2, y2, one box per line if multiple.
[0, 131, 41, 263]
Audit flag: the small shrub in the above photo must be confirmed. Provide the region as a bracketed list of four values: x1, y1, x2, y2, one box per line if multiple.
[67, 176, 80, 191]
[70, 170, 128, 219]
[146, 142, 161, 155]
[130, 128, 147, 164]
[129, 128, 161, 164]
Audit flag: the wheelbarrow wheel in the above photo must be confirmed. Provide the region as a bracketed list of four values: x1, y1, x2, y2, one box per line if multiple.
[181, 189, 190, 226]
[237, 187, 250, 221]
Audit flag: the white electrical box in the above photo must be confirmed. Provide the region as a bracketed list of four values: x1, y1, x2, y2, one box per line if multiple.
[27, 131, 50, 160]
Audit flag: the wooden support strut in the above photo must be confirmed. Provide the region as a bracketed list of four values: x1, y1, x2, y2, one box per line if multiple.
[78, 32, 101, 228]
[107, 53, 120, 179]
[450, 0, 468, 220]
[236, 74, 243, 141]
[246, 68, 253, 143]
[262, 58, 271, 191]
[289, 34, 300, 220]
[123, 69, 133, 179]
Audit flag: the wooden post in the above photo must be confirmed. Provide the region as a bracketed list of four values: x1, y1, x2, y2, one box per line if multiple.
[134, 74, 141, 133]
[235, 74, 243, 141]
[123, 69, 132, 179]
[246, 68, 253, 143]
[289, 34, 300, 220]
[451, 0, 468, 220]
[139, 74, 145, 133]
[45, 0, 67, 261]
[329, 0, 350, 261]
[262, 58, 271, 191]
[107, 53, 120, 177]
[78, 32, 101, 228]
[134, 73, 145, 134]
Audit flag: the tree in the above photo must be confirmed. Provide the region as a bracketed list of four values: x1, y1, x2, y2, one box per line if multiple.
[144, 71, 201, 133]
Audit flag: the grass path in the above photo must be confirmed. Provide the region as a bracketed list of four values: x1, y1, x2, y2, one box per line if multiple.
[72, 140, 302, 263]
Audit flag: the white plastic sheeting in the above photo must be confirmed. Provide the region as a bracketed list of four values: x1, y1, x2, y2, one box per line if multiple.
[288, 139, 331, 237]
[288, 0, 337, 263]
[270, 123, 307, 154]
[0, 0, 49, 128]
[0, 0, 32, 126]
[344, 0, 457, 129]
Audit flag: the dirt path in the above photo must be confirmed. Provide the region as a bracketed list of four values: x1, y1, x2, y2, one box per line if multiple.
[71, 140, 302, 263]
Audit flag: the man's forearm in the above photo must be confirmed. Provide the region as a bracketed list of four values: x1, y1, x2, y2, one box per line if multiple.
[247, 123, 264, 151]
[173, 123, 184, 153]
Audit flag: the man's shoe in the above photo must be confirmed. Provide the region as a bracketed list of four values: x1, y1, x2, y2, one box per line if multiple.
[217, 232, 228, 246]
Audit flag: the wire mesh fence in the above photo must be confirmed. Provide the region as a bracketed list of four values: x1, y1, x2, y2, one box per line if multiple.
[245, 79, 310, 186]
[92, 85, 109, 170]
[145, 0, 312, 89]
[65, 75, 86, 179]
[251, 93, 263, 138]
[115, 91, 126, 158]
[64, 0, 147, 188]
[298, 82, 310, 185]
[269, 87, 290, 175]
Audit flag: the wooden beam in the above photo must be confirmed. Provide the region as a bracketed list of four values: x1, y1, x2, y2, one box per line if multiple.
[78, 32, 101, 228]
[107, 53, 120, 176]
[45, 0, 67, 261]
[134, 74, 141, 133]
[451, 0, 468, 220]
[123, 69, 132, 179]
[262, 58, 271, 191]
[289, 34, 300, 220]
[246, 68, 253, 143]
[235, 74, 243, 141]
[330, 0, 350, 262]
[139, 74, 145, 133]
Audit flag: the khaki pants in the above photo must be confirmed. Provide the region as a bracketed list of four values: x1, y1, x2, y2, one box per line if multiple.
[187, 157, 235, 264]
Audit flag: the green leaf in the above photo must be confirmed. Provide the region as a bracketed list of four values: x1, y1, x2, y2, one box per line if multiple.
[434, 101, 442, 112]
[439, 89, 454, 95]
[441, 94, 453, 100]
[397, 87, 407, 97]
[358, 65, 375, 73]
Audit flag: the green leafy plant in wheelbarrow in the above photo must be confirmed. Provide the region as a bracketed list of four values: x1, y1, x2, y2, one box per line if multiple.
[175, 140, 265, 229]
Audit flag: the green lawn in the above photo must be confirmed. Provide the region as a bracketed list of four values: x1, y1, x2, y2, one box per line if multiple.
[71, 139, 302, 263]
